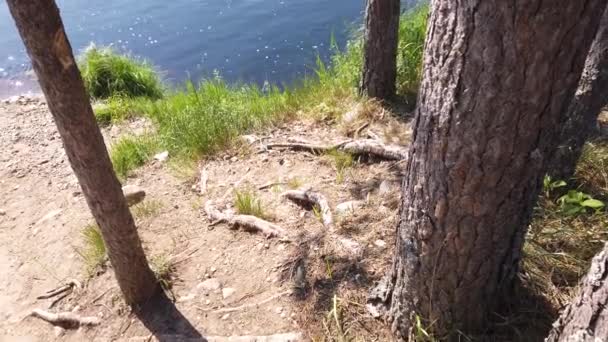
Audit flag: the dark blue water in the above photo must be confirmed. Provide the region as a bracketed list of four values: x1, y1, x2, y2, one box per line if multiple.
[0, 0, 419, 97]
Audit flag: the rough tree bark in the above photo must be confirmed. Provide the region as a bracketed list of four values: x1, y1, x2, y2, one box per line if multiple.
[7, 0, 158, 304]
[360, 0, 400, 100]
[546, 243, 608, 342]
[549, 7, 608, 181]
[369, 0, 608, 339]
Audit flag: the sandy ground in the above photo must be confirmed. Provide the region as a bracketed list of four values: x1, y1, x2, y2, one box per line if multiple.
[0, 96, 409, 341]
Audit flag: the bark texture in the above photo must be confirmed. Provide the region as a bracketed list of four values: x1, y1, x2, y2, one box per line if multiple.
[7, 0, 158, 304]
[546, 243, 608, 342]
[549, 7, 608, 180]
[360, 0, 400, 100]
[380, 0, 607, 338]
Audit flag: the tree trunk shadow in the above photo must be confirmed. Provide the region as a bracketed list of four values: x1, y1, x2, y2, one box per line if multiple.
[134, 289, 206, 342]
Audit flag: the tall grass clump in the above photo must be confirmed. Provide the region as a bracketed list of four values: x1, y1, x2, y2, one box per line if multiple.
[93, 95, 153, 126]
[79, 45, 164, 99]
[146, 79, 289, 159]
[320, 4, 428, 101]
[110, 135, 159, 178]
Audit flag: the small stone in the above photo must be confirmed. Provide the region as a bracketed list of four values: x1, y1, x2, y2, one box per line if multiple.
[53, 326, 65, 337]
[264, 243, 270, 249]
[178, 293, 196, 302]
[0, 209, 5, 216]
[221, 313, 230, 320]
[280, 312, 287, 318]
[197, 278, 222, 291]
[230, 156, 238, 162]
[210, 267, 217, 274]
[275, 307, 283, 314]
[122, 185, 146, 206]
[335, 200, 365, 215]
[378, 180, 398, 195]
[205, 299, 211, 305]
[154, 151, 169, 162]
[374, 239, 387, 248]
[222, 287, 236, 299]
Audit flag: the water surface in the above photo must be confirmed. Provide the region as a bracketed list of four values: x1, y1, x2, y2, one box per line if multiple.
[0, 0, 418, 97]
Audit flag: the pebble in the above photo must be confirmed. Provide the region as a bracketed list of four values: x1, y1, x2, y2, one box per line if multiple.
[221, 313, 230, 320]
[0, 209, 5, 216]
[374, 239, 387, 248]
[222, 287, 236, 299]
[197, 278, 222, 291]
[335, 200, 365, 215]
[154, 151, 169, 162]
[178, 293, 196, 302]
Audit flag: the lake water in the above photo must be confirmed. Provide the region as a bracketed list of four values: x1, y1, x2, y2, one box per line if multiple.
[0, 0, 418, 97]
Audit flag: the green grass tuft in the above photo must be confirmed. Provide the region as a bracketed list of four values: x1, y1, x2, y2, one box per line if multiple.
[149, 254, 176, 291]
[110, 135, 159, 179]
[234, 189, 268, 219]
[132, 199, 164, 219]
[78, 224, 107, 276]
[79, 45, 164, 99]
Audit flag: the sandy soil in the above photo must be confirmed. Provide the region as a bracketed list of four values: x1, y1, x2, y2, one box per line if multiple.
[0, 95, 409, 341]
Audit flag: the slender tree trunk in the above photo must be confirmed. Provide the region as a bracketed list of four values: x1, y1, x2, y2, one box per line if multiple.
[369, 1, 607, 339]
[7, 0, 158, 305]
[549, 7, 608, 181]
[545, 243, 608, 342]
[360, 0, 400, 100]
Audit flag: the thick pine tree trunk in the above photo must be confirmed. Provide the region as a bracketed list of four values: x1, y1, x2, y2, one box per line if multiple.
[7, 0, 158, 305]
[370, 0, 607, 338]
[549, 7, 608, 181]
[360, 0, 400, 100]
[545, 243, 608, 342]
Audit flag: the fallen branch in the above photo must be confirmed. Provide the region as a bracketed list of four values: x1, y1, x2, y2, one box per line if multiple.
[266, 138, 407, 160]
[258, 181, 287, 190]
[197, 290, 293, 314]
[37, 279, 81, 300]
[30, 309, 100, 328]
[282, 188, 333, 227]
[204, 202, 286, 238]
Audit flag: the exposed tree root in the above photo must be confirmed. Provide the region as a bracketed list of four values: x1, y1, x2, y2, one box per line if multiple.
[266, 138, 407, 160]
[198, 290, 293, 313]
[282, 187, 362, 257]
[204, 202, 286, 238]
[282, 187, 333, 227]
[37, 279, 81, 300]
[123, 332, 302, 342]
[30, 309, 100, 328]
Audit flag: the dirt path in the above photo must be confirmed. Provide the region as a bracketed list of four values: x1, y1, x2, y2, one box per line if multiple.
[0, 96, 404, 341]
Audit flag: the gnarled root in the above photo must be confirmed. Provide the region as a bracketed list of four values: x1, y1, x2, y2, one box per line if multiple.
[30, 309, 100, 328]
[266, 138, 407, 161]
[204, 202, 286, 238]
[282, 187, 333, 227]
